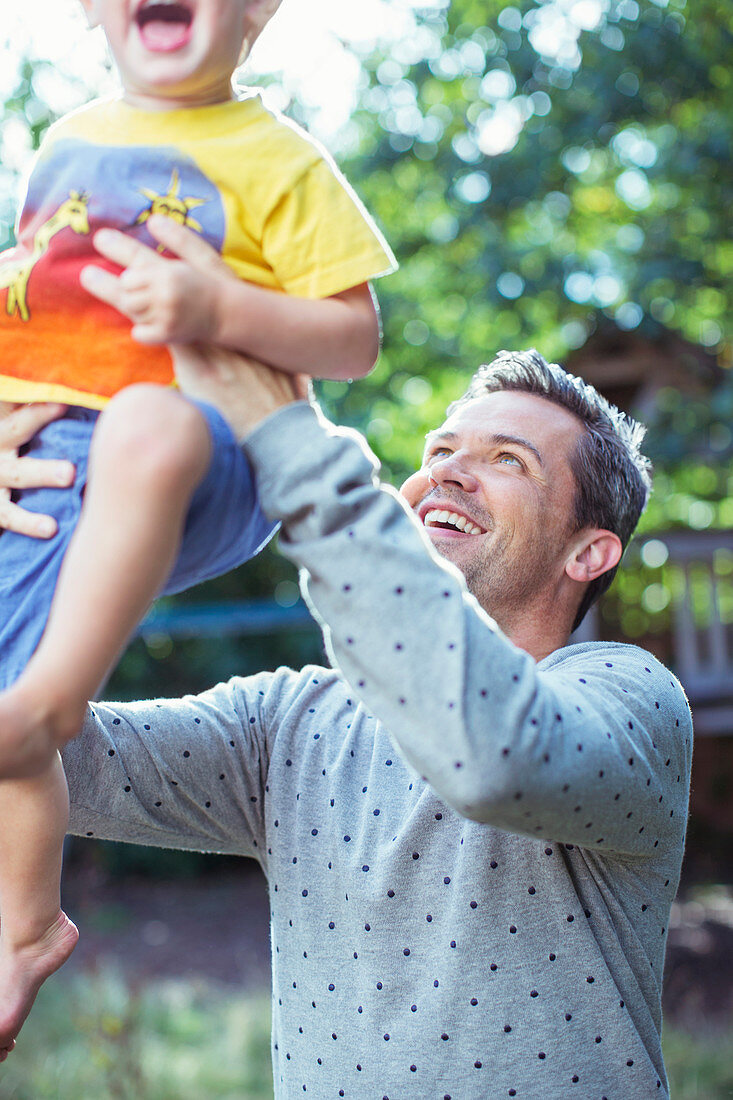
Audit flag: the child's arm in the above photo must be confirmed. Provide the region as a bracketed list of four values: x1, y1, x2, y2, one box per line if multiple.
[211, 279, 379, 383]
[80, 217, 381, 382]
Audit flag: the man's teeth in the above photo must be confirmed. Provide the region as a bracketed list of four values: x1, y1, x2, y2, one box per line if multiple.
[424, 509, 484, 535]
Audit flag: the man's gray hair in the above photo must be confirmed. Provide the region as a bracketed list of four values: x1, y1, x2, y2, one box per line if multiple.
[449, 349, 652, 630]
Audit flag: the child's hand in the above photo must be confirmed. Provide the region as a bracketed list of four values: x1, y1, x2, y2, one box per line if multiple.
[79, 217, 230, 346]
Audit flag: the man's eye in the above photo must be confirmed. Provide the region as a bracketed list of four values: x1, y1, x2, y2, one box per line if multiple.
[498, 453, 523, 467]
[428, 447, 452, 460]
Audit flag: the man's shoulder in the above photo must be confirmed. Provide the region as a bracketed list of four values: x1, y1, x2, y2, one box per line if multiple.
[541, 640, 693, 740]
[225, 662, 347, 717]
[223, 662, 363, 765]
[542, 639, 671, 677]
[541, 639, 689, 705]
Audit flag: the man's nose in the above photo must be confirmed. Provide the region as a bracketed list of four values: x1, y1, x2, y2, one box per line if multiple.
[427, 452, 479, 492]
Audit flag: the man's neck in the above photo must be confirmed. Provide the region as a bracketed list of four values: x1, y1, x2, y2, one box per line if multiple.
[486, 596, 574, 663]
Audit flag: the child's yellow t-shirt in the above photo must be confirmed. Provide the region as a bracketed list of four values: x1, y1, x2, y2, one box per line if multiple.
[0, 94, 396, 409]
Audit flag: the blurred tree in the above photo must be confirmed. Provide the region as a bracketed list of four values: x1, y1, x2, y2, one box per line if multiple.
[320, 0, 733, 654]
[313, 0, 731, 483]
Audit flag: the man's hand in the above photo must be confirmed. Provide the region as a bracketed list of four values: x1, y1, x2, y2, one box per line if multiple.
[0, 403, 75, 538]
[79, 215, 231, 346]
[171, 344, 310, 440]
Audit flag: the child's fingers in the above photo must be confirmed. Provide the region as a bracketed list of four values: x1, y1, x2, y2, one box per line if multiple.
[80, 265, 146, 323]
[146, 215, 227, 274]
[91, 227, 159, 270]
[79, 264, 126, 310]
[80, 266, 152, 328]
[130, 322, 166, 346]
[119, 266, 154, 293]
[120, 288, 156, 320]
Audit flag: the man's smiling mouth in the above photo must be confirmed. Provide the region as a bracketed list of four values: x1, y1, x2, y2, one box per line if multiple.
[423, 509, 486, 535]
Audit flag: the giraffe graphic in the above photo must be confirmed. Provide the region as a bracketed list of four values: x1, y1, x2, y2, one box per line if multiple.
[0, 191, 90, 322]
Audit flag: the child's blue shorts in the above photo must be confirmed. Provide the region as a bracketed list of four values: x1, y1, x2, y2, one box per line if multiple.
[0, 400, 276, 691]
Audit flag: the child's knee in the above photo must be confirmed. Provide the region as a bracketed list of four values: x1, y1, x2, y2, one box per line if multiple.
[92, 386, 211, 486]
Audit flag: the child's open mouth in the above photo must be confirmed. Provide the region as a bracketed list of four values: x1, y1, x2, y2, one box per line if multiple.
[135, 1, 194, 52]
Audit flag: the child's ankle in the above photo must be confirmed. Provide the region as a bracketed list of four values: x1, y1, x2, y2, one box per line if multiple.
[0, 910, 65, 954]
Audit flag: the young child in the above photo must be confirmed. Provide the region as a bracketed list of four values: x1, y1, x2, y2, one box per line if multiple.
[0, 0, 396, 1055]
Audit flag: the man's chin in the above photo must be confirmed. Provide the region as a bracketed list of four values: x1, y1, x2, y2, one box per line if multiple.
[429, 532, 477, 573]
[427, 532, 458, 555]
[427, 533, 494, 601]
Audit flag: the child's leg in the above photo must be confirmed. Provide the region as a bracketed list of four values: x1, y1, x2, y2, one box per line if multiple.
[0, 384, 212, 777]
[0, 385, 211, 1052]
[0, 755, 78, 1057]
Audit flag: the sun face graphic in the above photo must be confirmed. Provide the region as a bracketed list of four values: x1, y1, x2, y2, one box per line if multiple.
[135, 168, 207, 240]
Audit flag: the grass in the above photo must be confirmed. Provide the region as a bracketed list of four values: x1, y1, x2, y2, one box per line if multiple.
[0, 973, 273, 1100]
[662, 1024, 733, 1100]
[1, 971, 731, 1099]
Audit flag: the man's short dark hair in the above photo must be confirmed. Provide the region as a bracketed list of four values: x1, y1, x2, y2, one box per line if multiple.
[449, 349, 652, 630]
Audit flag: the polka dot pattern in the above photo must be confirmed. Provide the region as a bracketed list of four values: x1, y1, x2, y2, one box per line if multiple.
[70, 641, 689, 1099]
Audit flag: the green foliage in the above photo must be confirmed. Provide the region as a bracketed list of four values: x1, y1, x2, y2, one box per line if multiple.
[324, 0, 731, 480]
[661, 1023, 733, 1100]
[73, 839, 239, 879]
[600, 538, 733, 643]
[2, 973, 273, 1100]
[644, 376, 733, 467]
[322, 0, 733, 647]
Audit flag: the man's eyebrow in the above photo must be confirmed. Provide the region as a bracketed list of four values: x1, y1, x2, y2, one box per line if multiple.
[424, 428, 457, 448]
[492, 433, 545, 468]
[424, 429, 544, 468]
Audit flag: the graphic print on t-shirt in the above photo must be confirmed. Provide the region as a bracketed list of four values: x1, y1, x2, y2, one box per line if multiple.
[0, 139, 226, 401]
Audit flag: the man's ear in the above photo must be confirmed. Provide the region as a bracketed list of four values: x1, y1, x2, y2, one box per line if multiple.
[565, 529, 623, 585]
[78, 0, 100, 28]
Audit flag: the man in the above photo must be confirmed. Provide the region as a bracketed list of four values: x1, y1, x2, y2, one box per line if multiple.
[0, 346, 691, 1098]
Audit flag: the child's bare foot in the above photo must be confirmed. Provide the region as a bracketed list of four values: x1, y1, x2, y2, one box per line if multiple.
[0, 911, 78, 1057]
[0, 679, 85, 778]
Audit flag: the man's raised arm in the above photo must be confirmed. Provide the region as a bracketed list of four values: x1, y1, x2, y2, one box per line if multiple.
[237, 396, 691, 860]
